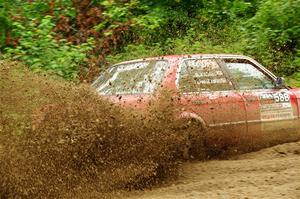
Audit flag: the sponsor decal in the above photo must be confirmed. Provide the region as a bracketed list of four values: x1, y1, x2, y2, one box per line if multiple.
[259, 91, 293, 121]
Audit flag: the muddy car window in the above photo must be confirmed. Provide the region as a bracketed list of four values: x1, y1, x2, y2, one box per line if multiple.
[92, 67, 118, 89]
[93, 60, 168, 95]
[224, 59, 275, 90]
[179, 59, 233, 92]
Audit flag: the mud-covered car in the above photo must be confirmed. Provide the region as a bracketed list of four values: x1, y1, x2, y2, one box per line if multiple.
[92, 54, 300, 154]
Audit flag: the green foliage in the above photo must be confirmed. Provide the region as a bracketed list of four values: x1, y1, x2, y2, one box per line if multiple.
[106, 43, 164, 64]
[5, 15, 93, 80]
[94, 0, 165, 36]
[245, 0, 300, 74]
[107, 25, 245, 64]
[0, 0, 10, 48]
[2, 0, 300, 82]
[248, 0, 300, 50]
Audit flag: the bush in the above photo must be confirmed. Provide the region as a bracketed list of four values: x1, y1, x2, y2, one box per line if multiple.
[2, 0, 300, 81]
[4, 15, 93, 80]
[245, 0, 300, 74]
[248, 0, 300, 51]
[0, 0, 11, 48]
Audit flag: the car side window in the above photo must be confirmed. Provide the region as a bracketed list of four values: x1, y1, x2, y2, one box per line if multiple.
[178, 59, 234, 92]
[223, 59, 275, 90]
[93, 60, 168, 95]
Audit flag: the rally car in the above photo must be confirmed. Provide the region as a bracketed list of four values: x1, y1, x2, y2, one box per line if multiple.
[92, 54, 300, 156]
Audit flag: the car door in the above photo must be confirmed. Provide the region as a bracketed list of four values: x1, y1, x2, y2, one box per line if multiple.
[92, 60, 169, 109]
[176, 58, 248, 153]
[221, 58, 299, 149]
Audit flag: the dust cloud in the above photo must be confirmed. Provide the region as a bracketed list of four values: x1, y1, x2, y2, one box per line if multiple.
[0, 61, 201, 198]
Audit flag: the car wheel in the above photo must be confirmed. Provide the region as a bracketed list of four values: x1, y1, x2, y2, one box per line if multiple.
[177, 118, 207, 160]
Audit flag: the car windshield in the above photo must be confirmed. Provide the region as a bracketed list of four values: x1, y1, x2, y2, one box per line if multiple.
[92, 60, 168, 95]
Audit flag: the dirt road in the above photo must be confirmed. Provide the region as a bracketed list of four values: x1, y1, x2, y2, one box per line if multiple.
[124, 141, 300, 199]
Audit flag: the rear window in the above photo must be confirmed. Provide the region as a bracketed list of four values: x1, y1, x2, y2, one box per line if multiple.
[93, 60, 168, 95]
[178, 59, 233, 92]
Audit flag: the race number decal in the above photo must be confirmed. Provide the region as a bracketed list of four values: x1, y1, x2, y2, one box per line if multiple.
[259, 91, 293, 121]
[260, 92, 290, 103]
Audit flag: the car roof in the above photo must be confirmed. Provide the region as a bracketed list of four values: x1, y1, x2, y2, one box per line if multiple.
[108, 53, 277, 81]
[114, 54, 254, 65]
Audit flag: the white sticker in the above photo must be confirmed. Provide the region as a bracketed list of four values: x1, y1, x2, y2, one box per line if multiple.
[259, 91, 293, 121]
[260, 92, 290, 103]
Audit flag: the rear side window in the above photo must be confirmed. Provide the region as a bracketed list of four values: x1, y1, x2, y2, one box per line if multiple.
[93, 60, 168, 95]
[223, 59, 275, 90]
[178, 59, 233, 92]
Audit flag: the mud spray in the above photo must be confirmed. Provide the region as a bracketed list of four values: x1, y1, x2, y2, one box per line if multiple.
[0, 61, 204, 198]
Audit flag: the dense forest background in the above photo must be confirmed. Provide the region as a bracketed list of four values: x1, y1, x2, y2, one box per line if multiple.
[0, 0, 300, 84]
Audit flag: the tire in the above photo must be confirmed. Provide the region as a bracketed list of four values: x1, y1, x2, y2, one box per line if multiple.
[177, 118, 207, 160]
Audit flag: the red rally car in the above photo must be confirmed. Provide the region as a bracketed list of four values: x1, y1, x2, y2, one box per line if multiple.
[92, 54, 300, 154]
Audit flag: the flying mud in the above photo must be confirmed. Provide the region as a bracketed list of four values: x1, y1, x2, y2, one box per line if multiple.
[0, 61, 196, 198]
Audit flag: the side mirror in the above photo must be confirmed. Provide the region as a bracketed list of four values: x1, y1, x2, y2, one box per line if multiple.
[275, 77, 285, 88]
